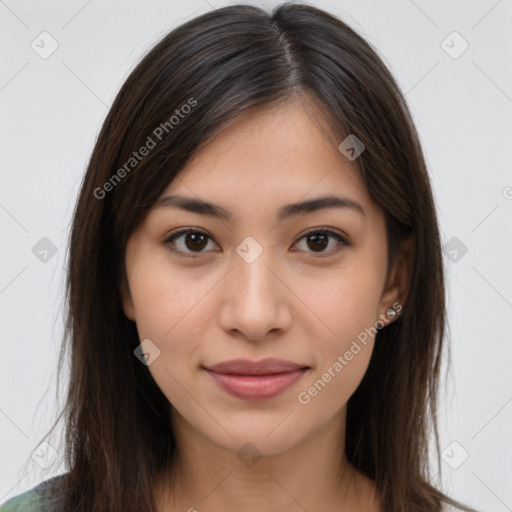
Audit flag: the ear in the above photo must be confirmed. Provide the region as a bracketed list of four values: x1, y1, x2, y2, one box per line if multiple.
[120, 273, 136, 321]
[378, 236, 415, 321]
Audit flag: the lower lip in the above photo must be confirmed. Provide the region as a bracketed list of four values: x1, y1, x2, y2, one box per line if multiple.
[205, 368, 307, 401]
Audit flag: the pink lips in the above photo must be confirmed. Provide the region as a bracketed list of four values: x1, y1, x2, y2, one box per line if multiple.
[203, 358, 308, 401]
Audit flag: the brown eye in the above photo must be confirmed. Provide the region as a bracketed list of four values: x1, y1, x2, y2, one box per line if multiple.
[293, 229, 349, 256]
[183, 232, 208, 251]
[164, 227, 349, 259]
[164, 229, 218, 257]
[306, 233, 328, 252]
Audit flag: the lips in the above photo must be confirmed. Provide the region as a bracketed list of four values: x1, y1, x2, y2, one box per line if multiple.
[203, 358, 309, 400]
[204, 357, 307, 375]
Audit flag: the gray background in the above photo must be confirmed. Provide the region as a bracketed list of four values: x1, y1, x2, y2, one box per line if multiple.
[1, 0, 511, 510]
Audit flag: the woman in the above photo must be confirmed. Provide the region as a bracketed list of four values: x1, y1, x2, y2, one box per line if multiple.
[0, 3, 479, 511]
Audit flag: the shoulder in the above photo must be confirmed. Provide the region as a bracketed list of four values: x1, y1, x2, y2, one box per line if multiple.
[0, 474, 68, 512]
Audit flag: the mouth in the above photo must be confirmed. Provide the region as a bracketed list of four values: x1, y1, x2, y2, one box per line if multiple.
[203, 358, 310, 401]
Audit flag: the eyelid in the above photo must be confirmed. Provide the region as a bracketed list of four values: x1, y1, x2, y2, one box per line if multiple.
[163, 226, 350, 258]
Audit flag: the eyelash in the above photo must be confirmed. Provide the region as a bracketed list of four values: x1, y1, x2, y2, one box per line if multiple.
[162, 227, 350, 259]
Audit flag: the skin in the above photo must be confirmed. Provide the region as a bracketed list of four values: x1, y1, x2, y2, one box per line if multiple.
[121, 95, 414, 511]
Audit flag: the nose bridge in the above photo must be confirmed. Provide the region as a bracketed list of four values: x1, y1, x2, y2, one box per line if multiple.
[218, 236, 290, 339]
[233, 236, 280, 306]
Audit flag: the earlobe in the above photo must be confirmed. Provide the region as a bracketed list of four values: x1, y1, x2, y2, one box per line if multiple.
[379, 236, 415, 320]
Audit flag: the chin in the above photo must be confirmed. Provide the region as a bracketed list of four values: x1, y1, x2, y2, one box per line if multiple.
[205, 418, 308, 458]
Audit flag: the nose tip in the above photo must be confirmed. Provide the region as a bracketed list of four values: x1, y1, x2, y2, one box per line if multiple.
[217, 256, 293, 342]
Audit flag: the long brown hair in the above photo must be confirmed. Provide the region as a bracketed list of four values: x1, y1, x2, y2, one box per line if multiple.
[22, 3, 478, 511]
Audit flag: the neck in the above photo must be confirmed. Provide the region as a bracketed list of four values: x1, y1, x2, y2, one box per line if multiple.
[154, 405, 380, 511]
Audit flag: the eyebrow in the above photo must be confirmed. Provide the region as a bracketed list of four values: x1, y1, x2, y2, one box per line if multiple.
[153, 194, 366, 222]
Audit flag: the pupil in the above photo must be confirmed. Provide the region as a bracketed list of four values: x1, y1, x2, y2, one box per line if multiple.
[186, 233, 207, 251]
[308, 234, 327, 251]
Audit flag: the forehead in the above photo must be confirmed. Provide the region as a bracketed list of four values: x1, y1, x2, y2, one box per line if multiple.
[156, 97, 378, 224]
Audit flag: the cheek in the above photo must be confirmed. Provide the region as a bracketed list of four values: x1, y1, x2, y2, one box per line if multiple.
[128, 253, 217, 341]
[128, 261, 212, 405]
[296, 276, 379, 410]
[292, 261, 383, 351]
[291, 261, 381, 409]
[126, 260, 221, 407]
[296, 342, 374, 429]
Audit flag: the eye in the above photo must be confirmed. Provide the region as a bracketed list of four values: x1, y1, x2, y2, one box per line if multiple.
[163, 228, 218, 258]
[292, 228, 349, 256]
[163, 227, 349, 258]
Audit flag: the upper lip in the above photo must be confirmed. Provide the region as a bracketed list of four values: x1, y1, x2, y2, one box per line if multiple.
[204, 358, 308, 375]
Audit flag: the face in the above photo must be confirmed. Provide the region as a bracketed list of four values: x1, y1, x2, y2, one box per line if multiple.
[121, 96, 411, 458]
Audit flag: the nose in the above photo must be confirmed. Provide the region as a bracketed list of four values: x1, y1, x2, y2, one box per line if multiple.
[216, 247, 293, 342]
